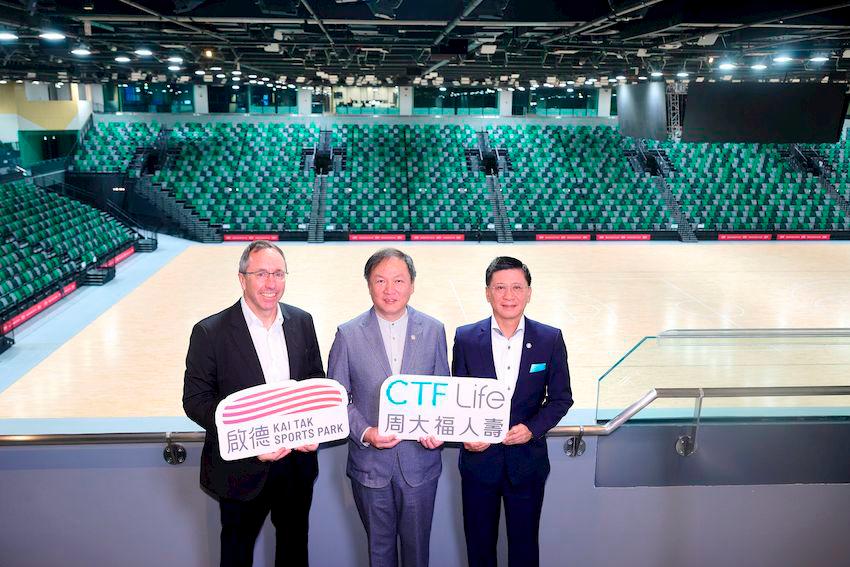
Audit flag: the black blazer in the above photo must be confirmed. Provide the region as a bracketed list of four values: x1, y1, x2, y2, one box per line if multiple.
[183, 300, 325, 500]
[452, 317, 573, 486]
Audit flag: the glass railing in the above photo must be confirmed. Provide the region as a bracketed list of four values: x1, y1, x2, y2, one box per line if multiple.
[596, 329, 850, 422]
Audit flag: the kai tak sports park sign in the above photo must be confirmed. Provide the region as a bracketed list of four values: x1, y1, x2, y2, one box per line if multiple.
[216, 379, 349, 461]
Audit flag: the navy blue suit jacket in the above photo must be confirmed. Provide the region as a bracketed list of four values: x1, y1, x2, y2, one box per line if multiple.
[452, 317, 573, 485]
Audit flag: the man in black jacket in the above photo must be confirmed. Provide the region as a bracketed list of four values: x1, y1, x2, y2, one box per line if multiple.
[183, 240, 325, 567]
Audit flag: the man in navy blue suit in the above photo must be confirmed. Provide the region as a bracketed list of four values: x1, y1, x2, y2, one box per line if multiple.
[452, 256, 573, 567]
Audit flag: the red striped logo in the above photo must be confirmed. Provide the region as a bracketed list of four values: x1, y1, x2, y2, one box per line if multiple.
[222, 384, 344, 425]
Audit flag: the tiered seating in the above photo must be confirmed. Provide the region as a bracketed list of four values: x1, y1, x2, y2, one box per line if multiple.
[154, 123, 317, 231]
[230, 123, 317, 231]
[326, 124, 411, 232]
[815, 129, 850, 208]
[68, 119, 850, 238]
[72, 122, 160, 173]
[154, 123, 246, 226]
[489, 125, 670, 231]
[663, 143, 849, 231]
[0, 178, 137, 315]
[406, 124, 492, 232]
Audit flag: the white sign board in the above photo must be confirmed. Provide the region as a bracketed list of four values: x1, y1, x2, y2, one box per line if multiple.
[378, 375, 512, 443]
[215, 378, 349, 461]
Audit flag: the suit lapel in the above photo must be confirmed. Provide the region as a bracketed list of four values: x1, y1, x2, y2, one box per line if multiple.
[227, 301, 265, 385]
[280, 303, 301, 381]
[515, 318, 537, 391]
[363, 308, 393, 377]
[400, 307, 422, 374]
[477, 318, 497, 379]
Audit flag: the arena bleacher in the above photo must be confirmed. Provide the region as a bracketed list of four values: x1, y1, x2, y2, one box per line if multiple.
[0, 177, 142, 340]
[60, 120, 850, 242]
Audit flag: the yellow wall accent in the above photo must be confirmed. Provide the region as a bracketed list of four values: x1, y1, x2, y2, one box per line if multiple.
[14, 85, 81, 130]
[0, 84, 16, 113]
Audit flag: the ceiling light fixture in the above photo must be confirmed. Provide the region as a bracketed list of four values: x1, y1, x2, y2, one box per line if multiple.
[39, 31, 66, 41]
[0, 31, 19, 41]
[773, 55, 792, 63]
[134, 48, 153, 56]
[71, 45, 91, 56]
[167, 56, 183, 64]
[115, 56, 131, 63]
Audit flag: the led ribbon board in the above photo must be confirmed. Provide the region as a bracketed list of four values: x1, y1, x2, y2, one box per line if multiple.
[378, 375, 512, 443]
[215, 379, 349, 461]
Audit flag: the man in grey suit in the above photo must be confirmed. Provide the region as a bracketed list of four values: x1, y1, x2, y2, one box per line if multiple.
[328, 248, 449, 567]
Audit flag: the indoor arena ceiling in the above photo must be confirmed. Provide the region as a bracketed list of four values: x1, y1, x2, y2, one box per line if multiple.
[2, 0, 850, 87]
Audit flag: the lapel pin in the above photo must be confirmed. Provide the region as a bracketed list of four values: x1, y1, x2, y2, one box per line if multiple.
[526, 342, 532, 349]
[411, 335, 416, 341]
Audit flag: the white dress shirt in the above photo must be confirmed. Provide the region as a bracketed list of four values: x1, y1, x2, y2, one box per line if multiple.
[491, 315, 525, 393]
[240, 297, 290, 384]
[377, 308, 408, 375]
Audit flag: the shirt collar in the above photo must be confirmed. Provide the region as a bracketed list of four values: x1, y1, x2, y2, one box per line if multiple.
[240, 297, 283, 330]
[376, 307, 409, 327]
[491, 315, 525, 338]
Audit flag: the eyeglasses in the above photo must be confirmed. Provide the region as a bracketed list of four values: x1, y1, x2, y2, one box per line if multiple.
[241, 270, 288, 281]
[489, 284, 529, 295]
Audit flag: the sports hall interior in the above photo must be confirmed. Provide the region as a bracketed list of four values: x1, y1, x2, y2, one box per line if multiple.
[1, 2, 850, 566]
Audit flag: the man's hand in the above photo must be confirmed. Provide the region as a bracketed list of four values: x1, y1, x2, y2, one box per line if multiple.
[257, 447, 291, 461]
[294, 444, 319, 452]
[419, 435, 443, 450]
[503, 424, 533, 445]
[463, 442, 490, 452]
[364, 427, 402, 449]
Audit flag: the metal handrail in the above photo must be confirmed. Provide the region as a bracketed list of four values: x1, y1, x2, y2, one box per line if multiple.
[0, 432, 204, 446]
[1, 386, 849, 446]
[658, 328, 850, 339]
[548, 385, 850, 437]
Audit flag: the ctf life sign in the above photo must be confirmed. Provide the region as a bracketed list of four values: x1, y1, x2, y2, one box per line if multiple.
[378, 375, 512, 443]
[215, 379, 349, 461]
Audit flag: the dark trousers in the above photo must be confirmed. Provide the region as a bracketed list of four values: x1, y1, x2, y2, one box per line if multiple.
[219, 457, 315, 567]
[461, 472, 546, 567]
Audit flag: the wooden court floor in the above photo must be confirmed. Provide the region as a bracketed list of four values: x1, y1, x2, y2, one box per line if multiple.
[1, 242, 850, 421]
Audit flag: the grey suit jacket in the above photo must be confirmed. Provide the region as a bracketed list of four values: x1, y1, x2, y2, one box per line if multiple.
[328, 306, 449, 488]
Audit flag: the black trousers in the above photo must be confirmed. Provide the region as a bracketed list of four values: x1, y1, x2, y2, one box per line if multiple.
[461, 471, 546, 567]
[219, 457, 316, 567]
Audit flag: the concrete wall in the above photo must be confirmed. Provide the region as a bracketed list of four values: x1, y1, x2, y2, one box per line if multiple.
[498, 90, 513, 116]
[93, 111, 618, 130]
[297, 88, 313, 115]
[0, 433, 848, 567]
[193, 85, 209, 114]
[598, 88, 613, 118]
[399, 86, 413, 116]
[0, 84, 17, 143]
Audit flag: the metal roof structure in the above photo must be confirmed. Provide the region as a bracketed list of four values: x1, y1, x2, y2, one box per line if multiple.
[0, 0, 849, 87]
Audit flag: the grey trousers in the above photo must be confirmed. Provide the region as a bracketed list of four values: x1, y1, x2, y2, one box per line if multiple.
[350, 457, 439, 567]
